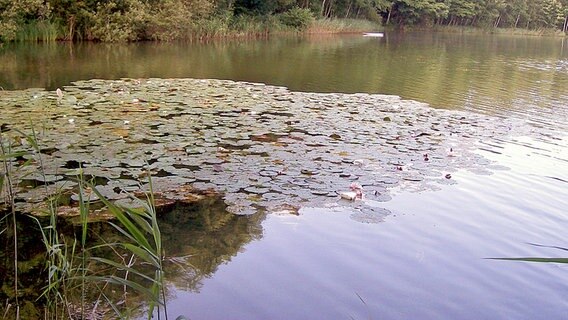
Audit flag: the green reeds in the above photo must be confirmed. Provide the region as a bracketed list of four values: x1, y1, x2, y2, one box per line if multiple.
[429, 25, 567, 37]
[14, 123, 80, 319]
[184, 16, 377, 40]
[2, 123, 169, 319]
[88, 175, 168, 319]
[0, 130, 27, 320]
[15, 20, 62, 42]
[307, 18, 381, 34]
[186, 15, 281, 40]
[34, 172, 168, 319]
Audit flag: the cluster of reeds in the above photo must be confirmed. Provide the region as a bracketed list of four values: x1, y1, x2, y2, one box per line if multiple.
[6, 15, 381, 42]
[307, 18, 381, 34]
[14, 21, 62, 42]
[0, 125, 170, 319]
[429, 25, 567, 37]
[183, 15, 299, 40]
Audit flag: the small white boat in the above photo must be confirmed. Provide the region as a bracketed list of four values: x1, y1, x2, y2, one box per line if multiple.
[363, 32, 384, 38]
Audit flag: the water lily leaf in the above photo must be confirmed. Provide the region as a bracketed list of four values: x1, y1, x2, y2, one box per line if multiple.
[350, 207, 391, 224]
[1, 78, 519, 217]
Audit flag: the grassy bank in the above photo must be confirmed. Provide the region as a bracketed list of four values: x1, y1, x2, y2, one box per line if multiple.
[6, 17, 380, 42]
[3, 0, 567, 42]
[307, 19, 381, 34]
[14, 21, 61, 42]
[9, 17, 565, 43]
[424, 25, 567, 37]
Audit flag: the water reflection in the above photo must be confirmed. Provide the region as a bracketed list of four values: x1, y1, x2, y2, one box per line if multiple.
[160, 135, 568, 320]
[0, 196, 266, 314]
[159, 197, 265, 292]
[2, 33, 568, 319]
[1, 34, 567, 127]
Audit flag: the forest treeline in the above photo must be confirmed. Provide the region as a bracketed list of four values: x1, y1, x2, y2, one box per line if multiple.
[1, 0, 567, 42]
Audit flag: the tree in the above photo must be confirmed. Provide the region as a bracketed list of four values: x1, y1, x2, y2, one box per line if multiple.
[388, 0, 449, 25]
[0, 0, 51, 41]
[444, 0, 477, 26]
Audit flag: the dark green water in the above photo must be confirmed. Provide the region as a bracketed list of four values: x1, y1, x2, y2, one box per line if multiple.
[1, 33, 568, 319]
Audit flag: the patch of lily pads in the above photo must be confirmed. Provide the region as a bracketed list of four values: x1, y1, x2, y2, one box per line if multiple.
[0, 78, 522, 220]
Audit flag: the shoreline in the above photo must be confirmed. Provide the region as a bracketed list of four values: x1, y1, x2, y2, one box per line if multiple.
[3, 23, 564, 45]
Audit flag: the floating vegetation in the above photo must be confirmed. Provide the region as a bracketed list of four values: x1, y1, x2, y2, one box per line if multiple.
[350, 207, 392, 224]
[0, 78, 519, 218]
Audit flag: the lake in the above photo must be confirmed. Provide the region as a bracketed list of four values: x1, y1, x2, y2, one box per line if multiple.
[1, 32, 567, 319]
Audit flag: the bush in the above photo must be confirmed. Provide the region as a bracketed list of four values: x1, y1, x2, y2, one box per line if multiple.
[90, 0, 149, 42]
[0, 0, 52, 41]
[279, 7, 313, 30]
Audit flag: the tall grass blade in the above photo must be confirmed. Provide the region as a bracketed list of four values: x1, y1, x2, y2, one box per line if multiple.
[122, 243, 160, 267]
[88, 258, 157, 283]
[87, 176, 167, 318]
[89, 185, 153, 250]
[77, 171, 90, 319]
[0, 133, 20, 319]
[95, 286, 124, 319]
[87, 276, 159, 302]
[489, 244, 568, 264]
[108, 221, 138, 244]
[0, 151, 28, 160]
[148, 279, 161, 320]
[126, 210, 154, 234]
[526, 243, 568, 252]
[489, 257, 568, 263]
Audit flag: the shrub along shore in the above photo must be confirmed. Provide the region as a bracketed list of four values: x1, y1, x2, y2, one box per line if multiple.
[1, 0, 566, 42]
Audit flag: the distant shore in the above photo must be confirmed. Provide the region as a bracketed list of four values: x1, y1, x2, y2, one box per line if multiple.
[417, 25, 567, 37]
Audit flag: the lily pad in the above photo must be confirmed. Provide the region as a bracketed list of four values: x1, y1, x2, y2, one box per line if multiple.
[350, 207, 392, 224]
[0, 78, 521, 217]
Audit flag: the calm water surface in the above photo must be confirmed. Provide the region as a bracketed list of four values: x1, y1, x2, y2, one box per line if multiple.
[1, 33, 567, 319]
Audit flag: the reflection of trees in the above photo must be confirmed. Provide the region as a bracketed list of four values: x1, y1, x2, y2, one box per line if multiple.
[0, 196, 265, 311]
[158, 196, 265, 292]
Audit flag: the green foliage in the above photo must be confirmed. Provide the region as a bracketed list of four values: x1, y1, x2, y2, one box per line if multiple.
[145, 0, 215, 41]
[15, 20, 62, 42]
[1, 124, 168, 318]
[389, 0, 449, 25]
[89, 0, 149, 42]
[1, 0, 566, 43]
[279, 7, 314, 30]
[144, 0, 192, 41]
[439, 0, 568, 30]
[88, 176, 167, 318]
[0, 0, 52, 41]
[308, 18, 380, 33]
